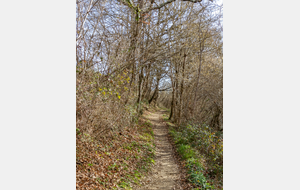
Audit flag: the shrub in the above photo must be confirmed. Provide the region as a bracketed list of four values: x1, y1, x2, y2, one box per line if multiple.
[169, 122, 223, 189]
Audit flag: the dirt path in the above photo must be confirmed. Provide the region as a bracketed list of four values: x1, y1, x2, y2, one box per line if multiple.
[137, 110, 182, 190]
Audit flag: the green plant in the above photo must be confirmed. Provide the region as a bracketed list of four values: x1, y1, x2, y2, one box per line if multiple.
[169, 124, 222, 189]
[178, 144, 195, 159]
[118, 181, 132, 189]
[96, 178, 106, 186]
[145, 120, 152, 126]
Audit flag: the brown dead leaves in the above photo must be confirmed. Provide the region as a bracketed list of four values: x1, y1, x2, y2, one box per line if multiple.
[76, 121, 155, 190]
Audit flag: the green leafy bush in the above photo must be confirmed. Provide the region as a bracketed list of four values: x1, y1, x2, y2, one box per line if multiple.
[169, 122, 223, 189]
[178, 144, 195, 159]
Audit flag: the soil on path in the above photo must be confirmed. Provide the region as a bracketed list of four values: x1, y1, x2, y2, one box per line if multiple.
[136, 110, 182, 190]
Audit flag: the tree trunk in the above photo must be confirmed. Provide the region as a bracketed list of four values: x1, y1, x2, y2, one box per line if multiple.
[178, 53, 186, 124]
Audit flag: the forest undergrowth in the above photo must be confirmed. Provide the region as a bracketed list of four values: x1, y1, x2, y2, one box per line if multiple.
[76, 107, 156, 190]
[163, 111, 223, 190]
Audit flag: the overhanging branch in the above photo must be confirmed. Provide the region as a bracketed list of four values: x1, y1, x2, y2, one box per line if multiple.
[117, 0, 213, 15]
[159, 87, 172, 91]
[144, 0, 176, 12]
[142, 0, 212, 13]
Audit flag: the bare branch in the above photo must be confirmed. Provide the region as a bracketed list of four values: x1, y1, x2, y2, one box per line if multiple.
[142, 0, 213, 13]
[143, 0, 176, 12]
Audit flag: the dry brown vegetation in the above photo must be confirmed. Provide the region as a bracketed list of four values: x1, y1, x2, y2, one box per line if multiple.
[76, 0, 222, 189]
[76, 115, 156, 189]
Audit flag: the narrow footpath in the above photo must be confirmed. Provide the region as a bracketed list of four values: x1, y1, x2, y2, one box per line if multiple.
[137, 110, 182, 190]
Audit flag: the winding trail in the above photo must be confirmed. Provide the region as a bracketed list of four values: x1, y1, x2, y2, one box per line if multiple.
[137, 110, 182, 190]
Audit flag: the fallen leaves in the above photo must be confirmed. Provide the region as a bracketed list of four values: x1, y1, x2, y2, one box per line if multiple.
[76, 120, 155, 190]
